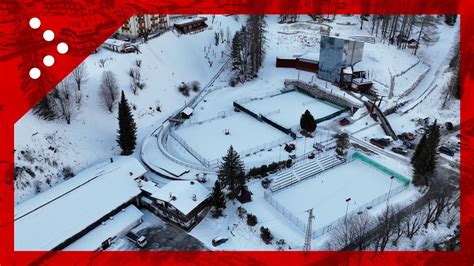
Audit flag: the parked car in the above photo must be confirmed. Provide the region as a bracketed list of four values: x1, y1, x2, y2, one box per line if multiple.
[212, 236, 229, 247]
[403, 140, 415, 150]
[438, 146, 455, 156]
[391, 147, 408, 155]
[376, 137, 392, 147]
[370, 138, 385, 149]
[401, 132, 415, 141]
[126, 231, 147, 248]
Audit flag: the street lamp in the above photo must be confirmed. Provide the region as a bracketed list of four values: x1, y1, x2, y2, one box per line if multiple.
[344, 197, 351, 225]
[279, 144, 282, 161]
[387, 176, 395, 204]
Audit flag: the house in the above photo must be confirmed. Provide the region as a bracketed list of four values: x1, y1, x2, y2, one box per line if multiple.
[174, 17, 208, 34]
[117, 14, 169, 40]
[139, 180, 210, 230]
[14, 156, 147, 251]
[102, 39, 135, 53]
[318, 36, 364, 83]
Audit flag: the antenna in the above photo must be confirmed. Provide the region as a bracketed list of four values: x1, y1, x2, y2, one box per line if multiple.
[303, 208, 315, 252]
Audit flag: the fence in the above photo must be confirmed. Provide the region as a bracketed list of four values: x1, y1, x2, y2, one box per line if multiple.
[263, 152, 410, 239]
[352, 152, 411, 186]
[169, 129, 215, 169]
[178, 109, 236, 130]
[260, 115, 297, 139]
[238, 136, 293, 158]
[233, 101, 261, 121]
[263, 190, 307, 233]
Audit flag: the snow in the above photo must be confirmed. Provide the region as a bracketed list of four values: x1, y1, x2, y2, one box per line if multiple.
[242, 90, 344, 129]
[63, 205, 144, 251]
[270, 159, 405, 232]
[14, 156, 146, 251]
[149, 180, 209, 216]
[175, 112, 290, 162]
[103, 38, 129, 47]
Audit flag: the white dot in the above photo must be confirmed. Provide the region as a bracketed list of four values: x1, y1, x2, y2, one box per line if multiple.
[57, 42, 68, 54]
[43, 30, 55, 41]
[43, 55, 54, 67]
[29, 18, 41, 29]
[29, 68, 41, 79]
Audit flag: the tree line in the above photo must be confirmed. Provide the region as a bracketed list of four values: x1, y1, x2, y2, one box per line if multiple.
[230, 15, 267, 86]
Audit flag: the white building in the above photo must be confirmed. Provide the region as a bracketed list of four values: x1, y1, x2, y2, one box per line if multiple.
[14, 156, 147, 251]
[117, 14, 169, 39]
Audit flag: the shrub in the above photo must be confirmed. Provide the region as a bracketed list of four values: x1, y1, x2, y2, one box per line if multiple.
[286, 159, 293, 168]
[247, 213, 258, 226]
[191, 80, 201, 92]
[260, 226, 273, 244]
[261, 177, 271, 189]
[238, 206, 247, 219]
[178, 82, 190, 96]
[62, 166, 75, 179]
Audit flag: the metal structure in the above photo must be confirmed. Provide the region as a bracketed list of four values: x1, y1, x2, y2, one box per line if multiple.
[303, 208, 315, 252]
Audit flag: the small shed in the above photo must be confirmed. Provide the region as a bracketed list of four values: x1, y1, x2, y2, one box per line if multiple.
[181, 107, 194, 119]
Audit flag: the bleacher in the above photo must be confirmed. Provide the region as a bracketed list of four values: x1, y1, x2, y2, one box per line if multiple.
[270, 154, 345, 193]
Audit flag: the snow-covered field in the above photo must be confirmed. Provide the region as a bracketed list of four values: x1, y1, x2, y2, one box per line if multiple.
[175, 113, 290, 162]
[242, 90, 343, 129]
[271, 159, 405, 230]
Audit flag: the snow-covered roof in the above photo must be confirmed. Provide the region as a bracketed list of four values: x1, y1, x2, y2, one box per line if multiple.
[174, 17, 207, 27]
[14, 156, 146, 251]
[139, 180, 161, 195]
[181, 107, 194, 116]
[149, 180, 209, 216]
[103, 38, 129, 47]
[352, 78, 372, 85]
[343, 66, 353, 74]
[63, 205, 144, 251]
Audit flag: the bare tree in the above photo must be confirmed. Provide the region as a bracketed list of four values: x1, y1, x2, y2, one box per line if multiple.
[71, 63, 88, 91]
[373, 205, 401, 251]
[404, 211, 423, 239]
[325, 213, 375, 250]
[129, 67, 145, 95]
[53, 78, 74, 124]
[99, 71, 119, 112]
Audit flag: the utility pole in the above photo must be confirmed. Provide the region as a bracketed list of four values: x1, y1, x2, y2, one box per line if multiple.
[303, 208, 315, 252]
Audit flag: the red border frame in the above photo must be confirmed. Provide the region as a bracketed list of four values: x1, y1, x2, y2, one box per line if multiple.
[1, 0, 473, 265]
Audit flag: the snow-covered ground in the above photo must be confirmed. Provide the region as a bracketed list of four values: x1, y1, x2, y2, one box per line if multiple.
[15, 14, 459, 251]
[271, 159, 405, 229]
[242, 90, 343, 129]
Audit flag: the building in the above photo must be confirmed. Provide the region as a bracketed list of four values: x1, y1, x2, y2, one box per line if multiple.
[102, 39, 136, 53]
[174, 17, 208, 34]
[14, 156, 147, 251]
[318, 36, 364, 83]
[139, 180, 210, 230]
[117, 14, 169, 40]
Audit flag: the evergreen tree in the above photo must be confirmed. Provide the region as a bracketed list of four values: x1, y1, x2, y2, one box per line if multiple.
[336, 133, 350, 156]
[218, 146, 246, 199]
[231, 31, 243, 81]
[300, 110, 316, 133]
[412, 121, 441, 186]
[411, 133, 429, 186]
[210, 180, 226, 218]
[425, 121, 440, 174]
[116, 91, 137, 155]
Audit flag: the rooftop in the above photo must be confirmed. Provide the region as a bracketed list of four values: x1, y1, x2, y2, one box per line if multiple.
[148, 180, 210, 216]
[14, 156, 146, 251]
